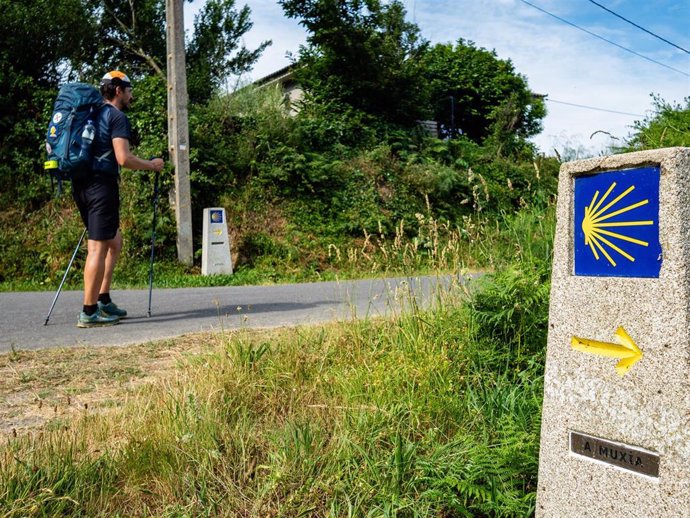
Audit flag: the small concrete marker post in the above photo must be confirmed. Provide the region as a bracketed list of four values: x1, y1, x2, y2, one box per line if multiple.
[201, 207, 233, 276]
[536, 147, 690, 517]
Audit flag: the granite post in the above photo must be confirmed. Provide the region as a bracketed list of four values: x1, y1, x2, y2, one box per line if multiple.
[201, 207, 233, 276]
[536, 147, 690, 517]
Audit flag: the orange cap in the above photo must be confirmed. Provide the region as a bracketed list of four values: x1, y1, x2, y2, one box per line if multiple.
[100, 71, 132, 87]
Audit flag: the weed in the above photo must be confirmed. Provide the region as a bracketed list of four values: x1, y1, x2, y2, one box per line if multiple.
[0, 264, 548, 516]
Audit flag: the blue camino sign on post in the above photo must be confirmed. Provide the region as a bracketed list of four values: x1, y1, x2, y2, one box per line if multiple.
[210, 209, 224, 224]
[574, 167, 662, 278]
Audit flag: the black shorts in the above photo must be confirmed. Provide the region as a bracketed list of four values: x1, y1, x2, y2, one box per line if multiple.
[72, 175, 120, 241]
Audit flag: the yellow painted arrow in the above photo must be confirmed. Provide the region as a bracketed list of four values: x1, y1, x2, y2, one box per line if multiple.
[570, 326, 643, 377]
[213, 229, 223, 236]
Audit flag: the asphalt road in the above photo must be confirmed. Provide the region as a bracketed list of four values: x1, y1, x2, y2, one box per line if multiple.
[0, 275, 468, 353]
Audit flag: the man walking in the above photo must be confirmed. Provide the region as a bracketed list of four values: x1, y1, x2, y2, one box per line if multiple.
[72, 71, 164, 327]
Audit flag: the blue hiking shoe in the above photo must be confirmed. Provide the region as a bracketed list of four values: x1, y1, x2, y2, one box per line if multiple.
[77, 309, 120, 328]
[98, 301, 128, 318]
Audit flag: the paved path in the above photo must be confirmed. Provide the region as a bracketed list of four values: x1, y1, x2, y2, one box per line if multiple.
[0, 275, 467, 352]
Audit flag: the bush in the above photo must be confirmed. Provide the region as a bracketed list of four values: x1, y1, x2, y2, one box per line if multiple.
[468, 209, 554, 372]
[625, 94, 690, 150]
[470, 265, 550, 364]
[1, 73, 561, 288]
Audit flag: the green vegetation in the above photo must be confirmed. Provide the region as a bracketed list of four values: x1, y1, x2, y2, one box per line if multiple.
[1, 219, 552, 515]
[6, 1, 688, 514]
[0, 73, 559, 289]
[624, 95, 690, 151]
[1, 0, 686, 291]
[1, 0, 560, 291]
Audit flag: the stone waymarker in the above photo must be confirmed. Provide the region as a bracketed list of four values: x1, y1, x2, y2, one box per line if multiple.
[201, 207, 233, 275]
[537, 148, 690, 517]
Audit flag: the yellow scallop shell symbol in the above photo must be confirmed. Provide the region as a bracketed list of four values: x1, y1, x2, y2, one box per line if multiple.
[582, 182, 654, 267]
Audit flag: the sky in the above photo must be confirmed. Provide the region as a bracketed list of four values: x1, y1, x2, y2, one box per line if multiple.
[184, 0, 690, 156]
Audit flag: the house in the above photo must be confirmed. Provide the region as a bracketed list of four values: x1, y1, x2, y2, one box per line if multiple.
[253, 65, 439, 138]
[253, 65, 304, 115]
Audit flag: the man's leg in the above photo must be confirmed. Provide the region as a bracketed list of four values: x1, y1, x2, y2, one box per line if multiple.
[96, 230, 128, 318]
[99, 229, 122, 296]
[83, 238, 111, 305]
[79, 235, 121, 327]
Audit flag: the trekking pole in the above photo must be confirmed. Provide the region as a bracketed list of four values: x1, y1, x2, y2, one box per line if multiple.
[147, 170, 160, 317]
[44, 227, 87, 326]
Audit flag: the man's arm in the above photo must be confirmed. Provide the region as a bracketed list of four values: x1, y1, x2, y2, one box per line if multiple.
[112, 138, 164, 172]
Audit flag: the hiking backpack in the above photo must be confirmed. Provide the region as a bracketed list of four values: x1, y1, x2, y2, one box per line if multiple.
[44, 82, 105, 189]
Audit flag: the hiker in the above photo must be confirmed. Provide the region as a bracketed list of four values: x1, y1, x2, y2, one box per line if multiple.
[72, 70, 164, 327]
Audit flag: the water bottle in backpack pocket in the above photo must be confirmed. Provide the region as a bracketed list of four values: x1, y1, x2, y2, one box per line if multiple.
[79, 119, 95, 160]
[44, 83, 104, 188]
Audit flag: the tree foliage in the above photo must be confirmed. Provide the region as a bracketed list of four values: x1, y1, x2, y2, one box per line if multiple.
[626, 95, 690, 150]
[91, 0, 269, 102]
[420, 40, 545, 148]
[187, 0, 270, 103]
[1, 0, 98, 207]
[1, 0, 95, 84]
[89, 0, 168, 79]
[279, 0, 429, 125]
[279, 1, 545, 154]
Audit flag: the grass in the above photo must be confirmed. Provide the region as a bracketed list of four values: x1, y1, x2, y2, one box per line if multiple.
[0, 260, 550, 516]
[0, 202, 554, 516]
[0, 206, 555, 292]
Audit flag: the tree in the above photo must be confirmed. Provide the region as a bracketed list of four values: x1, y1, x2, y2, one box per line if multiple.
[186, 0, 270, 103]
[279, 0, 429, 125]
[420, 40, 544, 146]
[1, 0, 97, 206]
[625, 95, 690, 150]
[90, 0, 268, 103]
[88, 0, 168, 79]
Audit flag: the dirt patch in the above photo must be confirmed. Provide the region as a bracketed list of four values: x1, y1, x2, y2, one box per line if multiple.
[0, 332, 223, 438]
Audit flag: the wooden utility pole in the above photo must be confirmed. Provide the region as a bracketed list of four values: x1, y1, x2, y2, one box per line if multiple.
[166, 0, 193, 266]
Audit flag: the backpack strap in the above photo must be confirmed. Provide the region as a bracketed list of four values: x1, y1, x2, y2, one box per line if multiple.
[92, 103, 115, 171]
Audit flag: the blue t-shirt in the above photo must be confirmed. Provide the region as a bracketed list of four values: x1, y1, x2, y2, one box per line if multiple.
[92, 104, 132, 176]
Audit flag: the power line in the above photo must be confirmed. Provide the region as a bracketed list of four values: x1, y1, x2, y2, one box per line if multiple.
[516, 0, 690, 78]
[546, 98, 644, 118]
[586, 0, 690, 55]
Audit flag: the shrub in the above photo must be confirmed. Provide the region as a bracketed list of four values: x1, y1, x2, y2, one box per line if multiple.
[624, 94, 690, 150]
[468, 260, 550, 377]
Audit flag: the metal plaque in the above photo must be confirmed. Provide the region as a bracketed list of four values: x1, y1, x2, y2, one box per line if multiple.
[570, 431, 660, 478]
